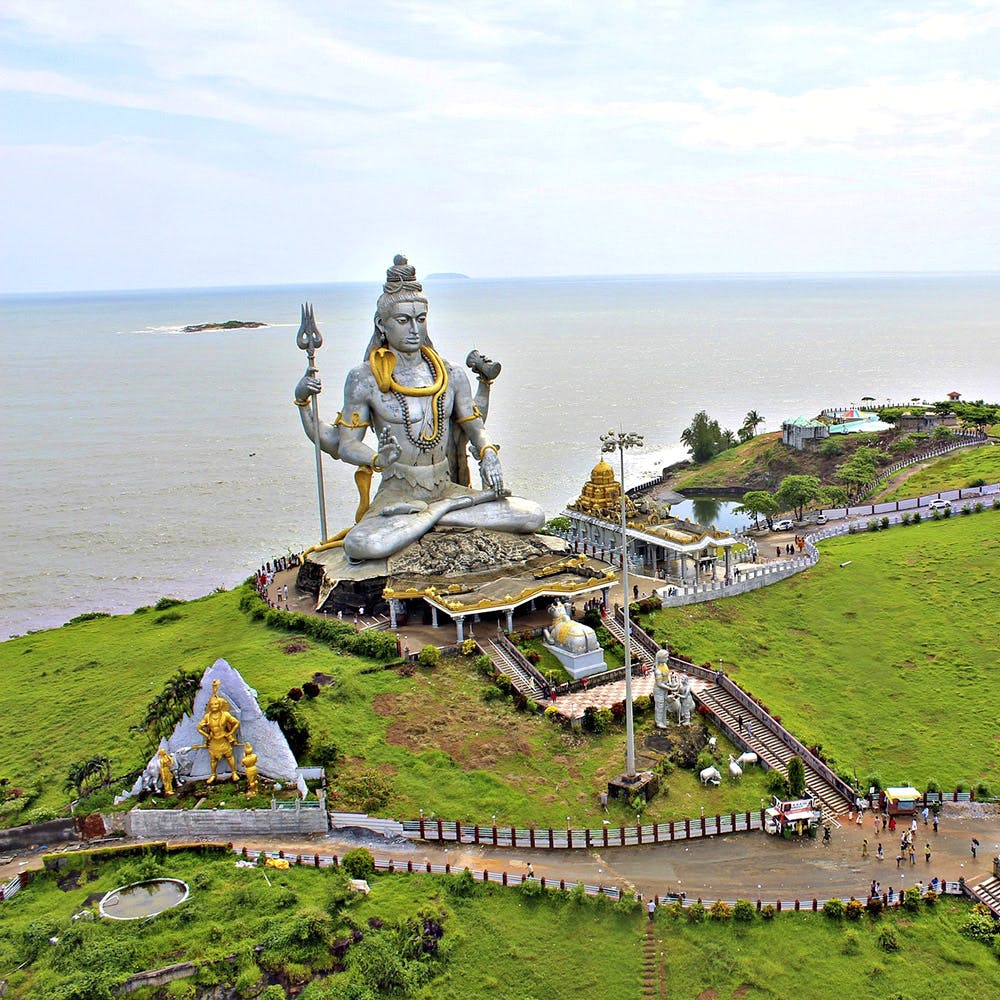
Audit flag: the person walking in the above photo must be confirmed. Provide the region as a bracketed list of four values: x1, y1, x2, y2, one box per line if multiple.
[933, 812, 939, 834]
[647, 897, 656, 920]
[909, 845, 916, 865]
[921, 805, 929, 825]
[877, 842, 884, 860]
[823, 824, 831, 846]
[972, 838, 979, 859]
[925, 843, 931, 864]
[862, 838, 869, 858]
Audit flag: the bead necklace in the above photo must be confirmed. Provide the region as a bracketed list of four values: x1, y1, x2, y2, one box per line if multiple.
[392, 356, 448, 452]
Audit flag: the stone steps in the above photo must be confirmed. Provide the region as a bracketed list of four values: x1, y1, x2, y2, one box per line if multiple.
[486, 639, 545, 702]
[693, 683, 849, 819]
[970, 875, 1000, 916]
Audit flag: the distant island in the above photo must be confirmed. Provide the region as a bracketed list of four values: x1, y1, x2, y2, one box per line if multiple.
[425, 273, 469, 279]
[182, 320, 268, 333]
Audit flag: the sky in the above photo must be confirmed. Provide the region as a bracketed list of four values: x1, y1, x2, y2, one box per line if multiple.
[3, 1, 1000, 292]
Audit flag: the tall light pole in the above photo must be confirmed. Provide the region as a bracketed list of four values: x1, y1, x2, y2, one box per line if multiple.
[601, 429, 644, 780]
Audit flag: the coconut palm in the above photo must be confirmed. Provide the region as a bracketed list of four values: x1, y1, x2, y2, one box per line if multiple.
[741, 410, 764, 440]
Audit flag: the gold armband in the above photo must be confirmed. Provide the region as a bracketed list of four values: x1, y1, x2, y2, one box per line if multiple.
[334, 410, 370, 429]
[369, 459, 386, 474]
[293, 397, 310, 407]
[456, 405, 484, 425]
[478, 444, 500, 461]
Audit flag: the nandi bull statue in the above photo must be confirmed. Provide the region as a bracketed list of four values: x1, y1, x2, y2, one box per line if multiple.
[540, 600, 607, 680]
[543, 600, 600, 654]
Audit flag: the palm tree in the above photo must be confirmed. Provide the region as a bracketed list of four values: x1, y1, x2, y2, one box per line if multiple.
[741, 410, 764, 439]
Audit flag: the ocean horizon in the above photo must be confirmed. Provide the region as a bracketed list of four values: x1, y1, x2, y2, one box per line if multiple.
[3, 271, 999, 638]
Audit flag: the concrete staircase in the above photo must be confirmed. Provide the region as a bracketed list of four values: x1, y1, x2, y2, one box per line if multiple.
[603, 616, 656, 669]
[692, 679, 850, 820]
[969, 874, 1000, 916]
[486, 638, 545, 701]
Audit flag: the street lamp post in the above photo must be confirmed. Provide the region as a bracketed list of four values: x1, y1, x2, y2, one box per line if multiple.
[601, 429, 644, 780]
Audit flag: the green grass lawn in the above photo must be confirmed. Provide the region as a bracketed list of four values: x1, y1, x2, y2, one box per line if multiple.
[1, 845, 994, 1000]
[641, 511, 1000, 789]
[878, 445, 1000, 501]
[655, 900, 1000, 1000]
[0, 588, 768, 829]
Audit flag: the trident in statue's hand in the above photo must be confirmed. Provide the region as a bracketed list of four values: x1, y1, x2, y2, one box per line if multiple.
[296, 303, 329, 542]
[296, 303, 323, 369]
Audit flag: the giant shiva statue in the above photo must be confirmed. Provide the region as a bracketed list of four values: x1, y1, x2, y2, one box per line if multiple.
[294, 255, 544, 562]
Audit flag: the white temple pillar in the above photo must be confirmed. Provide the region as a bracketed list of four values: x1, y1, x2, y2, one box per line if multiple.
[431, 605, 439, 628]
[455, 616, 465, 643]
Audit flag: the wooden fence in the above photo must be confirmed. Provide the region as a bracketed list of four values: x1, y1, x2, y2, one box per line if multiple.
[401, 810, 764, 848]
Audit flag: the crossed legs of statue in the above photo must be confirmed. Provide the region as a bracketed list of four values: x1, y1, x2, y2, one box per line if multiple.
[342, 489, 544, 563]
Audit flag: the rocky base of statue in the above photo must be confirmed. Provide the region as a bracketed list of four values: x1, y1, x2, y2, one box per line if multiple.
[643, 725, 710, 770]
[607, 770, 660, 803]
[300, 528, 615, 618]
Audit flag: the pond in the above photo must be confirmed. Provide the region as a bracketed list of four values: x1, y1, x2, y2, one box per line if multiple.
[667, 496, 753, 534]
[99, 878, 189, 920]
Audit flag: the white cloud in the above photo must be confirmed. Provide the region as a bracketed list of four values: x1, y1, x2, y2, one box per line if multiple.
[875, 5, 1000, 42]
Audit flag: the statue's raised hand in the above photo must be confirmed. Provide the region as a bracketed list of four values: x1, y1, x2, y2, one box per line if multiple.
[295, 371, 322, 404]
[375, 427, 402, 472]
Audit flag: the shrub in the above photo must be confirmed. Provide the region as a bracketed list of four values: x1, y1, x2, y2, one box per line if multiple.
[544, 705, 561, 720]
[823, 898, 846, 920]
[877, 926, 900, 952]
[461, 638, 478, 656]
[960, 504, 972, 515]
[685, 901, 706, 923]
[310, 742, 339, 768]
[634, 694, 651, 713]
[760, 903, 776, 921]
[765, 771, 789, 797]
[865, 772, 885, 793]
[925, 778, 939, 793]
[66, 611, 111, 625]
[569, 881, 589, 906]
[900, 511, 911, 525]
[447, 868, 478, 898]
[975, 781, 992, 798]
[732, 898, 755, 922]
[959, 912, 998, 942]
[302, 681, 320, 699]
[880, 516, 890, 530]
[902, 887, 923, 913]
[418, 645, 441, 667]
[923, 889, 938, 907]
[845, 898, 864, 921]
[974, 502, 984, 513]
[912, 511, 922, 523]
[155, 596, 185, 610]
[866, 895, 884, 917]
[341, 848, 375, 880]
[287, 686, 304, 701]
[709, 899, 731, 921]
[474, 654, 494, 677]
[786, 756, 806, 796]
[614, 892, 642, 916]
[868, 519, 880, 533]
[264, 698, 310, 758]
[841, 929, 860, 954]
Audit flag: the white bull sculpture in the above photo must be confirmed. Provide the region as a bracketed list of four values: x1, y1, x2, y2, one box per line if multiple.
[699, 766, 722, 786]
[543, 600, 600, 654]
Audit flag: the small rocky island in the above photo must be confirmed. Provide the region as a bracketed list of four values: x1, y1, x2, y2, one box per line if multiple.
[182, 319, 268, 333]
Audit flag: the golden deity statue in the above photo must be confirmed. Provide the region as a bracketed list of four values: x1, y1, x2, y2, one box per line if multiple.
[242, 742, 259, 796]
[196, 679, 241, 784]
[157, 747, 176, 796]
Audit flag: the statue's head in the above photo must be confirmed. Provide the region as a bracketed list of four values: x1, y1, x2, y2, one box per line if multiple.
[367, 254, 432, 356]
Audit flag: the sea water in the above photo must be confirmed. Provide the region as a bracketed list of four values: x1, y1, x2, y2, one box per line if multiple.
[2, 272, 999, 637]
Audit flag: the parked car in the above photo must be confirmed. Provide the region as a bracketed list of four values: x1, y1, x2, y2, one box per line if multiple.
[928, 498, 951, 511]
[814, 514, 828, 525]
[773, 519, 795, 531]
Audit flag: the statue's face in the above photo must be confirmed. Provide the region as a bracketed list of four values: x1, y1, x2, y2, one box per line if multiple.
[378, 299, 428, 353]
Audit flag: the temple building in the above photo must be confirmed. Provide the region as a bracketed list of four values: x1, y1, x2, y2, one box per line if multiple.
[565, 459, 741, 585]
